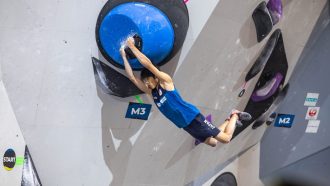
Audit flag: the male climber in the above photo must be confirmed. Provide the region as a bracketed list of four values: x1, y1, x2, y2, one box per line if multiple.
[120, 37, 251, 147]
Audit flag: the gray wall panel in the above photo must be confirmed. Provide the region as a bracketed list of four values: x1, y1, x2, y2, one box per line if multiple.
[278, 147, 330, 186]
[260, 2, 330, 183]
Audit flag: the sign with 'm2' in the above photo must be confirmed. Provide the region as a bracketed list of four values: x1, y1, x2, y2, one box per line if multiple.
[274, 114, 295, 128]
[125, 102, 152, 120]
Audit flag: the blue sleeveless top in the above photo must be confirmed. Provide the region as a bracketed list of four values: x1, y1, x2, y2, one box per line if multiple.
[151, 84, 200, 128]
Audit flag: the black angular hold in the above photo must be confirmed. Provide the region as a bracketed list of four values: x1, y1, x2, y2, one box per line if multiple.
[21, 146, 42, 186]
[245, 29, 281, 82]
[92, 57, 143, 98]
[233, 29, 288, 137]
[252, 1, 273, 42]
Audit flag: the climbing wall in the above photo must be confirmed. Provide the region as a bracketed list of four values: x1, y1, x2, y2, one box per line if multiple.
[0, 0, 327, 185]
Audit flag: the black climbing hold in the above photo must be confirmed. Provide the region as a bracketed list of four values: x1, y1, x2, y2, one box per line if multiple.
[266, 112, 277, 125]
[211, 172, 237, 186]
[238, 89, 246, 97]
[252, 120, 264, 129]
[21, 146, 42, 185]
[92, 57, 143, 97]
[252, 1, 273, 42]
[124, 34, 143, 59]
[233, 29, 288, 137]
[245, 29, 281, 82]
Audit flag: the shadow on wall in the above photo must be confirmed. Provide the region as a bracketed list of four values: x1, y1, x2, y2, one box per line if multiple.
[239, 15, 258, 49]
[96, 86, 145, 186]
[93, 27, 183, 185]
[231, 48, 259, 92]
[93, 60, 182, 185]
[165, 134, 199, 169]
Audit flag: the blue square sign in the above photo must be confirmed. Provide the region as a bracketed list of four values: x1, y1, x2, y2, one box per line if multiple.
[274, 114, 295, 128]
[125, 102, 152, 120]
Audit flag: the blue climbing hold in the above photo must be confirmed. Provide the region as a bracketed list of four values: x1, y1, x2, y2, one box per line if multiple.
[98, 2, 175, 69]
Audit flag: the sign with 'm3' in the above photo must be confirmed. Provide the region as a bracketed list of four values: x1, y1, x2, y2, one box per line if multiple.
[125, 102, 152, 120]
[274, 114, 295, 128]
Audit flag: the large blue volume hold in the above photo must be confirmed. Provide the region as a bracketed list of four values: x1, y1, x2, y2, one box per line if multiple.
[99, 2, 174, 69]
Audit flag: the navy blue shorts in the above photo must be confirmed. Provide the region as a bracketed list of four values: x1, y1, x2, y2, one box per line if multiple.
[183, 113, 221, 142]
